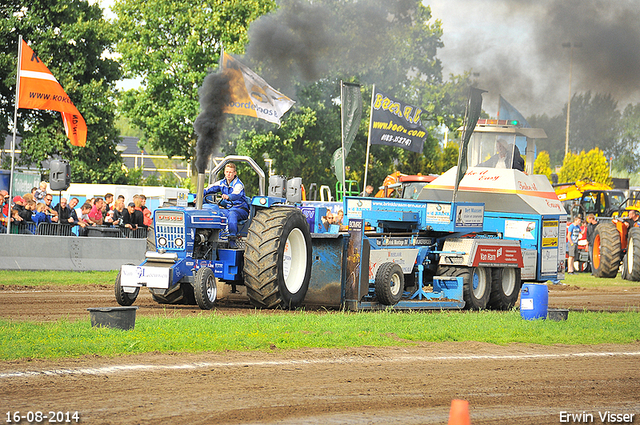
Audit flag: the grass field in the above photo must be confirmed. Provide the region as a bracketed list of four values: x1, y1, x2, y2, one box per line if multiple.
[1, 269, 636, 288]
[1, 310, 639, 361]
[1, 271, 639, 361]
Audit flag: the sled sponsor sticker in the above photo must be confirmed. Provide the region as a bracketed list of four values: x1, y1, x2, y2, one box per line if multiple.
[454, 205, 484, 227]
[426, 203, 451, 223]
[542, 220, 559, 248]
[504, 220, 536, 240]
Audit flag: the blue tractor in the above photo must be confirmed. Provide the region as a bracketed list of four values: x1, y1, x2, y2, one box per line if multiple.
[115, 156, 313, 310]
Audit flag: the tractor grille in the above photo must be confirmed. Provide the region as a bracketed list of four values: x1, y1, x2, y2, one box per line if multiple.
[155, 210, 186, 251]
[156, 224, 185, 250]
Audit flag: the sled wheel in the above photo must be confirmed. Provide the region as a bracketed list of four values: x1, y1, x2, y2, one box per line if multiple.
[115, 269, 139, 306]
[375, 262, 404, 306]
[487, 267, 521, 310]
[244, 207, 312, 309]
[592, 221, 621, 278]
[193, 267, 216, 310]
[437, 266, 490, 310]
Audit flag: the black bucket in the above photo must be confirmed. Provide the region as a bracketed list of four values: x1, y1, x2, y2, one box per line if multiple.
[547, 308, 569, 321]
[87, 306, 138, 330]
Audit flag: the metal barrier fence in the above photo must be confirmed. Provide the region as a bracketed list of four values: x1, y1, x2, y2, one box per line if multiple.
[2, 222, 148, 238]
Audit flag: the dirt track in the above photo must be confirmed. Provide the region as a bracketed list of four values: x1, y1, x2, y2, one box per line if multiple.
[1, 281, 640, 424]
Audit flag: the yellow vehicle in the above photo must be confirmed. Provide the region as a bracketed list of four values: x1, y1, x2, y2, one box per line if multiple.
[554, 179, 640, 280]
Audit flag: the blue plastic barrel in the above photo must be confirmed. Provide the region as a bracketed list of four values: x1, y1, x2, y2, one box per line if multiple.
[520, 283, 548, 320]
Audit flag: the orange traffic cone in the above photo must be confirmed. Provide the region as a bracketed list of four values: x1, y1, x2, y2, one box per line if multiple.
[448, 399, 471, 425]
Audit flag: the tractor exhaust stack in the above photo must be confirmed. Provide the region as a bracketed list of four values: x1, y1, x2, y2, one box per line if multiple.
[195, 173, 206, 210]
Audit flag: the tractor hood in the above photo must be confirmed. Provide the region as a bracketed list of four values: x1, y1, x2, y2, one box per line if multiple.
[418, 167, 565, 216]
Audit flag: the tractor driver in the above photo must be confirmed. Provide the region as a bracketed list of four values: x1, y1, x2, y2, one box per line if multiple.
[479, 138, 525, 172]
[624, 210, 640, 230]
[203, 162, 249, 245]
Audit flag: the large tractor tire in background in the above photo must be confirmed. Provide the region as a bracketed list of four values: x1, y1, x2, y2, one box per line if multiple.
[244, 207, 312, 309]
[487, 267, 521, 311]
[624, 227, 640, 281]
[437, 266, 491, 310]
[591, 221, 621, 278]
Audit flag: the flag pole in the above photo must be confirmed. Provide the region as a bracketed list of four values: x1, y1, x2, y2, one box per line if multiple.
[8, 35, 22, 234]
[340, 81, 346, 200]
[452, 94, 470, 206]
[362, 84, 375, 195]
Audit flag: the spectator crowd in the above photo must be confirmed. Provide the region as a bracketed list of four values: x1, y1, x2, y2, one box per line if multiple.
[0, 182, 153, 237]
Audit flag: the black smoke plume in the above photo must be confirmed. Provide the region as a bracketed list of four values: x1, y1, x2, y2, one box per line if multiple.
[244, 0, 417, 93]
[435, 0, 640, 115]
[194, 70, 232, 174]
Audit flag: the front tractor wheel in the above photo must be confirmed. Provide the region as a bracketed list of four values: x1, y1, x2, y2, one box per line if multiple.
[375, 262, 404, 306]
[115, 269, 139, 306]
[591, 221, 621, 278]
[244, 207, 312, 309]
[193, 267, 217, 310]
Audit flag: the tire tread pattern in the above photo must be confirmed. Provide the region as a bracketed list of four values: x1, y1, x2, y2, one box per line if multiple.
[375, 262, 404, 305]
[115, 270, 139, 306]
[193, 267, 216, 310]
[626, 227, 640, 281]
[487, 268, 521, 311]
[592, 222, 621, 278]
[437, 265, 489, 310]
[244, 207, 310, 309]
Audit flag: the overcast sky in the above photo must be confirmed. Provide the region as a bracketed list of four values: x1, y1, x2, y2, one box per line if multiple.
[104, 0, 640, 119]
[428, 0, 640, 118]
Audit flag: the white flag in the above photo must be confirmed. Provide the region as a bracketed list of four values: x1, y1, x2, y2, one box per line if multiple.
[221, 51, 294, 125]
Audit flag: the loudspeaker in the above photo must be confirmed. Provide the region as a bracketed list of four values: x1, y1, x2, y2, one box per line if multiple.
[50, 159, 71, 191]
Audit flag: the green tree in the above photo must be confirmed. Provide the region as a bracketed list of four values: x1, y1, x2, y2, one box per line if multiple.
[533, 150, 553, 180]
[441, 141, 460, 172]
[527, 113, 566, 167]
[0, 0, 126, 183]
[568, 92, 620, 156]
[528, 92, 623, 170]
[557, 148, 612, 186]
[113, 0, 276, 165]
[614, 103, 640, 174]
[231, 1, 472, 191]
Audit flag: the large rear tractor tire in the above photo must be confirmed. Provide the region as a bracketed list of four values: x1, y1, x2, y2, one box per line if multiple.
[115, 269, 139, 306]
[244, 207, 312, 309]
[437, 266, 491, 310]
[591, 221, 621, 278]
[487, 268, 521, 311]
[375, 262, 404, 305]
[193, 267, 217, 310]
[624, 227, 640, 281]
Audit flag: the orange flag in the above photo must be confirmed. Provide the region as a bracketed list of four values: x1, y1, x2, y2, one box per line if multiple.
[18, 40, 87, 147]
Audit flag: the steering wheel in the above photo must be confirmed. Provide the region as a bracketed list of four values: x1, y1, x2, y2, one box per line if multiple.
[203, 193, 219, 204]
[204, 193, 233, 208]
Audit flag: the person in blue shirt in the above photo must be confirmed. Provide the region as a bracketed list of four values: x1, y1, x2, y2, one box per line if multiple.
[567, 215, 583, 274]
[32, 202, 52, 226]
[203, 162, 249, 244]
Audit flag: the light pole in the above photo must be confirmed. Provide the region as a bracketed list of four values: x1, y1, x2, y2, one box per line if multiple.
[563, 42, 582, 158]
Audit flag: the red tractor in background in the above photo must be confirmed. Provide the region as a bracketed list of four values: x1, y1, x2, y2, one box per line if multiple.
[555, 179, 640, 280]
[374, 172, 438, 199]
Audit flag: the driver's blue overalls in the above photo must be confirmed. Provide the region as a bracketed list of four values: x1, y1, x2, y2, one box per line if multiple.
[203, 176, 249, 236]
